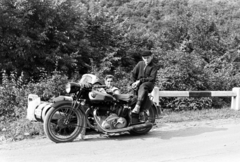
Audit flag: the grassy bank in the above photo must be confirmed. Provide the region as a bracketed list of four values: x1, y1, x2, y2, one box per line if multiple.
[160, 107, 240, 123]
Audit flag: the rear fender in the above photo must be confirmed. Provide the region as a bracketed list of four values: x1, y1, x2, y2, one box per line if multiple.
[151, 103, 161, 119]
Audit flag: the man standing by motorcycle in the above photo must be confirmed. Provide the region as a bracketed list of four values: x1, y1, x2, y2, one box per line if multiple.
[131, 50, 158, 114]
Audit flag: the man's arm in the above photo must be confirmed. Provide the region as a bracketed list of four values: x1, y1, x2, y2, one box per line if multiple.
[131, 62, 141, 82]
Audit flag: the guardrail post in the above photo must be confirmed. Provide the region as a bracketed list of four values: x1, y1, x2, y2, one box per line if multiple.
[150, 86, 161, 116]
[151, 86, 159, 106]
[231, 87, 240, 110]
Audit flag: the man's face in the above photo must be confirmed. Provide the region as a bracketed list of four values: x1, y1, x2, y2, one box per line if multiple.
[105, 78, 113, 87]
[142, 55, 153, 65]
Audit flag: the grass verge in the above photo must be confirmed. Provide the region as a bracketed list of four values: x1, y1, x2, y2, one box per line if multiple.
[159, 107, 240, 123]
[0, 119, 44, 143]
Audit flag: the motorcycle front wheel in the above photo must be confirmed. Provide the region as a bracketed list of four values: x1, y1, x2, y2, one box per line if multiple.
[44, 104, 85, 143]
[129, 105, 155, 135]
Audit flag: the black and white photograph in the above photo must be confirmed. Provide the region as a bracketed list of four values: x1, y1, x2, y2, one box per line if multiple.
[1, 0, 240, 161]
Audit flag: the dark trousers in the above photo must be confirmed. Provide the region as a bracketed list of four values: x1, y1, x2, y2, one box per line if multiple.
[136, 82, 154, 107]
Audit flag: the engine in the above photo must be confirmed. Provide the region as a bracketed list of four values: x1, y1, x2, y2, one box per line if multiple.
[93, 103, 130, 130]
[101, 114, 127, 129]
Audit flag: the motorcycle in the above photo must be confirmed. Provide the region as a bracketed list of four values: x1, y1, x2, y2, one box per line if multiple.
[43, 74, 158, 143]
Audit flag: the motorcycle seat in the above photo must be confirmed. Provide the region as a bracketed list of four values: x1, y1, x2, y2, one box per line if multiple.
[113, 93, 133, 102]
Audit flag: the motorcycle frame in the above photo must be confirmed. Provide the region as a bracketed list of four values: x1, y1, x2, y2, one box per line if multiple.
[49, 87, 157, 134]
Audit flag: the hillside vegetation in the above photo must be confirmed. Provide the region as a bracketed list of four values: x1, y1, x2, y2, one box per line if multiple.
[1, 0, 240, 137]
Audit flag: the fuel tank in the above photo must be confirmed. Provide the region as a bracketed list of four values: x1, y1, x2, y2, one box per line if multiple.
[89, 91, 114, 102]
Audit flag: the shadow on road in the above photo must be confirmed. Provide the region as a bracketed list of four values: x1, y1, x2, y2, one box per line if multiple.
[75, 125, 227, 142]
[149, 126, 227, 140]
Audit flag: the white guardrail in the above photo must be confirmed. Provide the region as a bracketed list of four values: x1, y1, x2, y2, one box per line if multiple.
[150, 87, 240, 111]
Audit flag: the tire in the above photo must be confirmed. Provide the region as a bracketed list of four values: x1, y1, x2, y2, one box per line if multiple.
[129, 105, 155, 135]
[44, 104, 85, 143]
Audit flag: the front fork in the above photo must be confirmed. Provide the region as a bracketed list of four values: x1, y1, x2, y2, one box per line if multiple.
[60, 99, 87, 140]
[63, 100, 80, 124]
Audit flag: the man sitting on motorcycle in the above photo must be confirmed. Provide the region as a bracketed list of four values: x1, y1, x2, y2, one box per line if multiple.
[131, 50, 158, 114]
[104, 75, 120, 95]
[96, 75, 120, 95]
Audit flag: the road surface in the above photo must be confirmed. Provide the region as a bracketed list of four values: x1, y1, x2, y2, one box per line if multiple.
[1, 119, 240, 162]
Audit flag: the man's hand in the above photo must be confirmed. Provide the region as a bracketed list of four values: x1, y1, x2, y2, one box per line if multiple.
[132, 80, 140, 89]
[80, 82, 92, 88]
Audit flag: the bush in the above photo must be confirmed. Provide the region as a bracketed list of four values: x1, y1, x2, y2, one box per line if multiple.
[0, 71, 29, 120]
[26, 71, 69, 101]
[156, 49, 240, 110]
[0, 70, 69, 120]
[205, 61, 240, 91]
[0, 70, 70, 142]
[160, 97, 212, 111]
[157, 50, 208, 91]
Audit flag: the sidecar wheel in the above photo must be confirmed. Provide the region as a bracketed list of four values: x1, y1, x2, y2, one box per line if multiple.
[44, 105, 84, 143]
[129, 105, 155, 135]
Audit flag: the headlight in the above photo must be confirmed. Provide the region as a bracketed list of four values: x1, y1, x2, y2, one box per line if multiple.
[65, 82, 81, 93]
[66, 83, 71, 93]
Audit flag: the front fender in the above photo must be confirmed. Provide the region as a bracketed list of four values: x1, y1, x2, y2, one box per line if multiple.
[51, 100, 72, 109]
[51, 96, 73, 108]
[52, 96, 73, 103]
[51, 96, 85, 114]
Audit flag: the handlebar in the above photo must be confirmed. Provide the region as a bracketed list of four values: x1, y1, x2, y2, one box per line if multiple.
[92, 85, 107, 89]
[79, 83, 107, 90]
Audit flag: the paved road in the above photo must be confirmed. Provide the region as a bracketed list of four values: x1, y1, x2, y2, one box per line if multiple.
[1, 119, 240, 162]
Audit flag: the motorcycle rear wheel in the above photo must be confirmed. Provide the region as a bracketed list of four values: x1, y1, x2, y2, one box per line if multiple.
[129, 105, 155, 135]
[44, 105, 84, 143]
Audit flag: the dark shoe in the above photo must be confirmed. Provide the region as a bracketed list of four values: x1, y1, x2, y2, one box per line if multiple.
[139, 112, 146, 122]
[130, 112, 140, 125]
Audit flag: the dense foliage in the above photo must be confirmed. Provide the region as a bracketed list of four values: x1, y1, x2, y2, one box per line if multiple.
[1, 0, 240, 119]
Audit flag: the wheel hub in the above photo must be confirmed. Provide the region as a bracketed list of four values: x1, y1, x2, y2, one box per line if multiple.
[57, 118, 68, 128]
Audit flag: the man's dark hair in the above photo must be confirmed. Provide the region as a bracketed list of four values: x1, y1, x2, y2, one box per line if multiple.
[141, 50, 152, 57]
[105, 75, 114, 81]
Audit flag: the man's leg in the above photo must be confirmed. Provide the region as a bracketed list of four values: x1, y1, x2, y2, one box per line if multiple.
[132, 82, 154, 114]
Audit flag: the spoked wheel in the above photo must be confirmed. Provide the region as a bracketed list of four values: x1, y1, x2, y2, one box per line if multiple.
[44, 105, 85, 143]
[130, 105, 156, 135]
